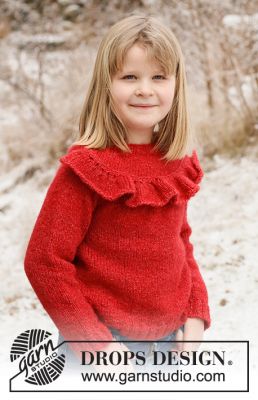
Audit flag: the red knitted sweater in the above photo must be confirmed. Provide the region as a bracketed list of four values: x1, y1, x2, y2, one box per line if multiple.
[24, 143, 211, 356]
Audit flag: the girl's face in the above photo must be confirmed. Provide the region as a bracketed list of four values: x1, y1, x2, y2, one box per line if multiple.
[110, 44, 176, 144]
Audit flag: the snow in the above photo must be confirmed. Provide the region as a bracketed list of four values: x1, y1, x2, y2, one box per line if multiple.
[223, 13, 258, 27]
[0, 149, 257, 398]
[228, 75, 256, 110]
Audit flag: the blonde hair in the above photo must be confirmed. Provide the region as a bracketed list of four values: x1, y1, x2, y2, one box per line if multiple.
[73, 13, 195, 161]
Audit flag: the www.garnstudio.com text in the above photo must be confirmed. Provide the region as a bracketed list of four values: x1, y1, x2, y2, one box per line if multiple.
[80, 369, 225, 385]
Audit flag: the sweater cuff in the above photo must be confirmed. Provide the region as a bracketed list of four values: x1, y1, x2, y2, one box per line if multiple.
[186, 293, 211, 330]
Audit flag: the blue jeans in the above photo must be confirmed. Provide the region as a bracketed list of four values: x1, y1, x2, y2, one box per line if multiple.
[110, 325, 185, 370]
[57, 324, 185, 371]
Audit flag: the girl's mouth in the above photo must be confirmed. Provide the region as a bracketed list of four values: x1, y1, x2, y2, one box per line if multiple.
[130, 105, 156, 108]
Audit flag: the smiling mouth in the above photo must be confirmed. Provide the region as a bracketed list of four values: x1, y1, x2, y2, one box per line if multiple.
[130, 105, 157, 108]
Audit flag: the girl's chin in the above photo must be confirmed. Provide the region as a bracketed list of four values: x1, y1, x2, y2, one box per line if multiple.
[125, 122, 158, 130]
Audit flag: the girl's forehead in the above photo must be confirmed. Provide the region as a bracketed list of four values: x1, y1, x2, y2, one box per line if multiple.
[123, 44, 160, 63]
[120, 59, 163, 71]
[117, 48, 164, 71]
[111, 43, 176, 76]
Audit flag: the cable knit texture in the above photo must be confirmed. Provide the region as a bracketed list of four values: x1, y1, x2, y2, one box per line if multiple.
[24, 143, 211, 358]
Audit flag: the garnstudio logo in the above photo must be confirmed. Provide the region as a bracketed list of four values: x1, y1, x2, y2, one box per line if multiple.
[10, 329, 65, 385]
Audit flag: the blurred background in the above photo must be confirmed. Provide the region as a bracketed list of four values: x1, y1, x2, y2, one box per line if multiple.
[0, 0, 257, 393]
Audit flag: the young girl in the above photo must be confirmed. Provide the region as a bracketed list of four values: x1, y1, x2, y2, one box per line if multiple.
[24, 14, 211, 372]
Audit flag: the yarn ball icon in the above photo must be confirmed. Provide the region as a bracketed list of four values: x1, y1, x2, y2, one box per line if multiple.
[10, 329, 65, 385]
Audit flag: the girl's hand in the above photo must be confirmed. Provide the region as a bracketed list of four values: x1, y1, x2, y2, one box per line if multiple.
[174, 317, 204, 352]
[92, 339, 135, 373]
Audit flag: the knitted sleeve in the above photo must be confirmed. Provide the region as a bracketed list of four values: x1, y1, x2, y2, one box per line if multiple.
[24, 163, 114, 358]
[180, 202, 211, 330]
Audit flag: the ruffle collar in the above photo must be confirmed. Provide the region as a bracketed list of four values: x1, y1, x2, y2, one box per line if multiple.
[59, 144, 203, 208]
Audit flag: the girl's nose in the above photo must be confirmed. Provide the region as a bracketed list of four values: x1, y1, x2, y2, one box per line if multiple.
[136, 80, 154, 96]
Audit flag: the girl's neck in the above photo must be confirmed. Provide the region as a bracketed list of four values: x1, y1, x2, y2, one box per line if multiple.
[127, 142, 156, 153]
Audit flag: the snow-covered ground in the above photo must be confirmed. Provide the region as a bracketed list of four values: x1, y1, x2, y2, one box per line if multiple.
[0, 148, 257, 399]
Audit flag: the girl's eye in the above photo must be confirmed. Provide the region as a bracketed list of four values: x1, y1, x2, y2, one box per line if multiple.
[122, 75, 166, 80]
[122, 75, 135, 80]
[153, 75, 166, 80]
